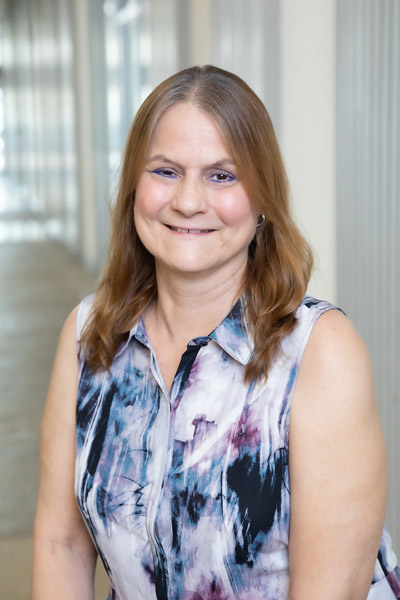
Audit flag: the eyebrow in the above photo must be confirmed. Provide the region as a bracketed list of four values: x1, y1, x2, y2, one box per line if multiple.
[146, 154, 236, 169]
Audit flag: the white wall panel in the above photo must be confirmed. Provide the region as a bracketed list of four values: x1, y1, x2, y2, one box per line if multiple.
[337, 0, 400, 554]
[189, 0, 211, 66]
[281, 0, 336, 303]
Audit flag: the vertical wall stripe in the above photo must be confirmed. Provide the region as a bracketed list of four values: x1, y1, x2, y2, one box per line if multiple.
[210, 0, 281, 136]
[337, 0, 400, 554]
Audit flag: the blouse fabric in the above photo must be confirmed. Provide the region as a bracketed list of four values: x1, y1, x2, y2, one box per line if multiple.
[75, 295, 400, 600]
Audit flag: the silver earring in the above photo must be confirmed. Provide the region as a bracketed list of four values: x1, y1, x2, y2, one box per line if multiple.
[256, 214, 266, 227]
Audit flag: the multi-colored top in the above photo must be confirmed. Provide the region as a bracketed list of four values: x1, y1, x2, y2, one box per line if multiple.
[75, 295, 400, 600]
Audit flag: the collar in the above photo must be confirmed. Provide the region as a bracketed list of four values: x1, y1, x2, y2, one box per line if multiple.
[208, 299, 254, 365]
[114, 318, 141, 358]
[117, 298, 254, 366]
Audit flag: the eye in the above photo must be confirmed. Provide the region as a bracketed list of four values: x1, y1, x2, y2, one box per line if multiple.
[209, 170, 237, 183]
[152, 167, 178, 179]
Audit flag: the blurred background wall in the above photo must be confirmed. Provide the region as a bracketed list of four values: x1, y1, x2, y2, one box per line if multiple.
[0, 0, 398, 597]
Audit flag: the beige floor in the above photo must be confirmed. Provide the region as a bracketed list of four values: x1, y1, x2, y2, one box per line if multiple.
[0, 536, 109, 598]
[0, 236, 109, 598]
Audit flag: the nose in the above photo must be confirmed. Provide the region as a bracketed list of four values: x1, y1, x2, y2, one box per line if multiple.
[171, 175, 207, 216]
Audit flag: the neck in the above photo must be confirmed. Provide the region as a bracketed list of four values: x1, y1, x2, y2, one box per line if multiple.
[146, 264, 246, 344]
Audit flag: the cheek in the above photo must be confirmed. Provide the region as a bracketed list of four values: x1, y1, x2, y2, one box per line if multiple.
[218, 190, 258, 226]
[134, 180, 163, 221]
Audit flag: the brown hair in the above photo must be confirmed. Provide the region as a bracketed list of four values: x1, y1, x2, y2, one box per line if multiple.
[82, 65, 313, 381]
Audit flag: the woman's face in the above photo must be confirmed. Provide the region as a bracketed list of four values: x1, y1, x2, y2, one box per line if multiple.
[134, 102, 258, 282]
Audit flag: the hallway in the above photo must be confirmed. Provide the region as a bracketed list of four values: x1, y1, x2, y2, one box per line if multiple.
[0, 177, 108, 597]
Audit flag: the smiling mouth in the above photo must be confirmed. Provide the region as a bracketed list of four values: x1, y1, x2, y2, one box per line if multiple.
[167, 225, 214, 233]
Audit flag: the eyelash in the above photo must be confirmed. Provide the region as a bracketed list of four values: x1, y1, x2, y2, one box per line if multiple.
[152, 168, 237, 183]
[209, 170, 236, 183]
[152, 168, 177, 178]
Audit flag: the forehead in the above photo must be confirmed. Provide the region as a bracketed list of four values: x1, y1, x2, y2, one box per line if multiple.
[149, 102, 230, 154]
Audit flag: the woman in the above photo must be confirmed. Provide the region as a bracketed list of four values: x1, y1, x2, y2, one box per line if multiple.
[31, 66, 400, 599]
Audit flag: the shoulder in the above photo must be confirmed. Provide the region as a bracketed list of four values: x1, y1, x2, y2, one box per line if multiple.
[57, 294, 97, 371]
[49, 305, 81, 391]
[295, 307, 373, 407]
[279, 296, 343, 368]
[288, 301, 383, 482]
[291, 296, 370, 380]
[51, 304, 80, 361]
[294, 296, 342, 335]
[75, 293, 96, 342]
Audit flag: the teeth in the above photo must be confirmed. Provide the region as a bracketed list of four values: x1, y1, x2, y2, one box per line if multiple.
[170, 226, 212, 233]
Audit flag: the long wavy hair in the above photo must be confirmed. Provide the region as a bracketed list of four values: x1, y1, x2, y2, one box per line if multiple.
[82, 65, 313, 382]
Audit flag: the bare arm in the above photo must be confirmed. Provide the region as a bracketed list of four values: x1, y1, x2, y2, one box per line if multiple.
[288, 309, 387, 600]
[31, 307, 97, 600]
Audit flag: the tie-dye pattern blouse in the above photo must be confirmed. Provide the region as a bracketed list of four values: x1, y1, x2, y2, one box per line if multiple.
[75, 295, 400, 600]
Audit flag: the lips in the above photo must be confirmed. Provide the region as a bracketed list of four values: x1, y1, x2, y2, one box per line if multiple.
[167, 225, 214, 233]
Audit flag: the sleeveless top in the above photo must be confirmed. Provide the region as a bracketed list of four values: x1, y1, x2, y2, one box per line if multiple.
[75, 295, 400, 600]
